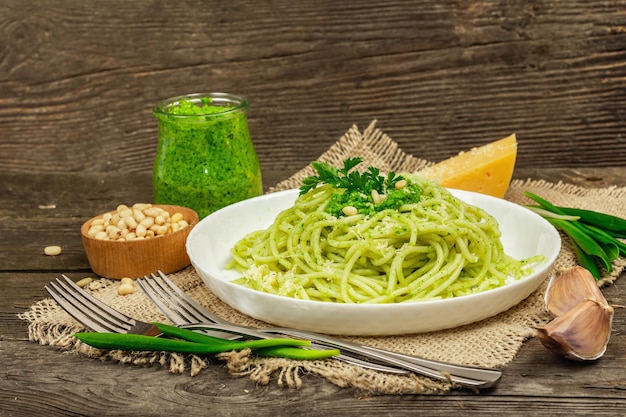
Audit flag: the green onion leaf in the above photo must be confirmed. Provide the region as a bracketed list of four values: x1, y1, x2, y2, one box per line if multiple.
[554, 206, 626, 238]
[546, 218, 612, 273]
[526, 205, 580, 221]
[524, 191, 626, 278]
[570, 239, 602, 279]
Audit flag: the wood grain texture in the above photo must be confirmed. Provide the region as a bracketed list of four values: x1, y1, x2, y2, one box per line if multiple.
[1, 332, 625, 417]
[0, 0, 625, 176]
[3, 1, 626, 415]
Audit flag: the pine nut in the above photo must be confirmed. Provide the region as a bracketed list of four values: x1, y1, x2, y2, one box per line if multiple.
[124, 216, 137, 229]
[371, 189, 382, 204]
[108, 227, 122, 239]
[140, 217, 155, 228]
[132, 203, 151, 211]
[44, 245, 62, 256]
[117, 283, 134, 295]
[143, 208, 160, 218]
[116, 218, 126, 230]
[120, 277, 133, 285]
[395, 179, 407, 190]
[76, 277, 94, 287]
[95, 231, 108, 240]
[118, 208, 133, 218]
[342, 206, 358, 216]
[89, 280, 103, 290]
[133, 208, 146, 221]
[135, 223, 147, 237]
[88, 225, 104, 236]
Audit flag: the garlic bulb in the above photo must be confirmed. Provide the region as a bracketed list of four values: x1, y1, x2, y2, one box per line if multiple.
[544, 266, 606, 316]
[537, 266, 622, 361]
[536, 298, 615, 361]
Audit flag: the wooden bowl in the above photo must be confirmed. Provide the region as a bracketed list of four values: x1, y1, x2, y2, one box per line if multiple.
[81, 204, 199, 279]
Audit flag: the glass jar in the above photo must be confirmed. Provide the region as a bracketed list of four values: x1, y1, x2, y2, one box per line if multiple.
[152, 93, 263, 219]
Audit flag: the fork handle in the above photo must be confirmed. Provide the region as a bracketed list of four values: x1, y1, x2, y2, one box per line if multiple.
[182, 323, 500, 389]
[361, 345, 502, 383]
[271, 329, 501, 389]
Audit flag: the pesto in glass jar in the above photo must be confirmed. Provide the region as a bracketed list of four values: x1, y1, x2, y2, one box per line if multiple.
[153, 93, 262, 219]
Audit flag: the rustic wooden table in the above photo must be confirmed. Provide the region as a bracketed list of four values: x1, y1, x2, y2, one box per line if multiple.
[1, 1, 626, 416]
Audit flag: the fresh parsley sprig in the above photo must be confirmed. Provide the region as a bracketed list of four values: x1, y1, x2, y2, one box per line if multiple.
[299, 157, 404, 195]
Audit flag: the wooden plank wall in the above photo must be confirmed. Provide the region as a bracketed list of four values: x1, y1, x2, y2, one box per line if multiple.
[1, 0, 625, 176]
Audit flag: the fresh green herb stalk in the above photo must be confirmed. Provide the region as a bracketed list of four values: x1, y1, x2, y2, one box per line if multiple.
[546, 217, 613, 272]
[74, 332, 309, 354]
[154, 322, 235, 345]
[551, 206, 626, 238]
[576, 223, 621, 260]
[74, 322, 340, 361]
[570, 239, 602, 279]
[253, 346, 340, 360]
[581, 223, 626, 256]
[152, 322, 338, 360]
[525, 191, 626, 279]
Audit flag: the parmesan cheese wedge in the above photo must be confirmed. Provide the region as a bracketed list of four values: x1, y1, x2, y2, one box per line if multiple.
[418, 134, 517, 198]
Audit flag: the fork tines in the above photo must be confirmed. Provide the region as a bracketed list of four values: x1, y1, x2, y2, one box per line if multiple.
[137, 271, 216, 325]
[45, 275, 134, 333]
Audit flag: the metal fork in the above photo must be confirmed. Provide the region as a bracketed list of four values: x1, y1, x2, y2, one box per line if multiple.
[44, 275, 408, 375]
[45, 276, 272, 340]
[45, 275, 163, 336]
[137, 271, 502, 389]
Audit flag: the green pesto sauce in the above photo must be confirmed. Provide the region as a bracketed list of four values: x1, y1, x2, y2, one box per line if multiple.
[153, 97, 263, 219]
[325, 183, 421, 217]
[167, 97, 229, 115]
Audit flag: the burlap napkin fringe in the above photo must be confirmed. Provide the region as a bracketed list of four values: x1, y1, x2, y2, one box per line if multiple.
[18, 121, 626, 395]
[19, 296, 451, 393]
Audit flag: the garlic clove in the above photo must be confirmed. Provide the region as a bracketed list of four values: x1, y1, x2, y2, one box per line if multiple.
[544, 266, 607, 317]
[536, 298, 614, 361]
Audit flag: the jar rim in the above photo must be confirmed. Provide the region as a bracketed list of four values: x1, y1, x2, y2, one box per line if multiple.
[153, 92, 249, 118]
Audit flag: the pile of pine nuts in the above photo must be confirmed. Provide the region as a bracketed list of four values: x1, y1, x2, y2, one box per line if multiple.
[75, 276, 135, 296]
[85, 203, 189, 241]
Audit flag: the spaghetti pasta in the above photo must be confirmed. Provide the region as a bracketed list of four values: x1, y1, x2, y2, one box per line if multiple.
[228, 174, 541, 304]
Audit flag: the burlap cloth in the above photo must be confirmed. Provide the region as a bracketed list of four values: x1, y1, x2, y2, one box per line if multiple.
[19, 121, 626, 395]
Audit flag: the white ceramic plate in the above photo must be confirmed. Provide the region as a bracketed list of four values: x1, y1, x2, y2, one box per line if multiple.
[187, 189, 561, 335]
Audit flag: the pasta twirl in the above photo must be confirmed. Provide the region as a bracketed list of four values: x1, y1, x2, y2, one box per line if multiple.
[228, 175, 542, 304]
